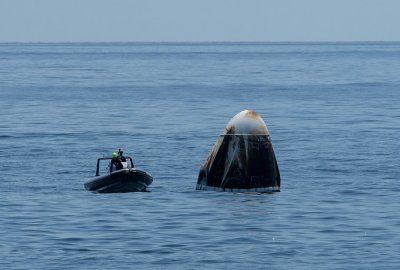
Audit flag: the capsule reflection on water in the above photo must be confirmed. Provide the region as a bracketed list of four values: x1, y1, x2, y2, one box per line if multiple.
[196, 110, 280, 192]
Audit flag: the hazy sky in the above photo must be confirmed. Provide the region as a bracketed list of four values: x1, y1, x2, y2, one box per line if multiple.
[1, 0, 399, 42]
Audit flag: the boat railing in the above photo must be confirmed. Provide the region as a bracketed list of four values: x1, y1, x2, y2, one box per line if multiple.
[96, 156, 134, 176]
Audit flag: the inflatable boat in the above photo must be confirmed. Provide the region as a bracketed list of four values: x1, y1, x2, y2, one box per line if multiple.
[84, 156, 153, 193]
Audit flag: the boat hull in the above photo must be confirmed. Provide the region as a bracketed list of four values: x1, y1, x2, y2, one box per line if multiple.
[84, 168, 153, 193]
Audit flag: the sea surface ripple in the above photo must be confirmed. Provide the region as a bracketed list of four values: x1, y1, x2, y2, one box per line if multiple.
[0, 42, 399, 269]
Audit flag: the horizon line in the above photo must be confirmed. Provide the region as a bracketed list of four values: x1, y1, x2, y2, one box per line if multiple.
[1, 40, 400, 44]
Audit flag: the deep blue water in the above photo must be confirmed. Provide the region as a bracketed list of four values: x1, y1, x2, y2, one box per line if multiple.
[0, 42, 399, 269]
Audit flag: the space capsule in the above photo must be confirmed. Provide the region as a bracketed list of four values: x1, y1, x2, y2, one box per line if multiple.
[196, 110, 280, 192]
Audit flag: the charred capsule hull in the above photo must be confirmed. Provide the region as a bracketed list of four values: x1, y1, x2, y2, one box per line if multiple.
[196, 134, 280, 192]
[196, 110, 280, 192]
[85, 168, 153, 193]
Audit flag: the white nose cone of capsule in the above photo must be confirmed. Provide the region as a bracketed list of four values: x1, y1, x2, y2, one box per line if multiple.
[224, 110, 270, 135]
[196, 110, 280, 192]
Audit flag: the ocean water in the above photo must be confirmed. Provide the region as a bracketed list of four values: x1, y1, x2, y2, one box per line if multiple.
[0, 42, 399, 269]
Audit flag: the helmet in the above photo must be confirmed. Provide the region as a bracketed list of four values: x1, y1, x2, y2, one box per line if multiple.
[112, 152, 118, 158]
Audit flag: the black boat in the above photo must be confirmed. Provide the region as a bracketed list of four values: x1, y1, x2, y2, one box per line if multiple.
[84, 155, 153, 193]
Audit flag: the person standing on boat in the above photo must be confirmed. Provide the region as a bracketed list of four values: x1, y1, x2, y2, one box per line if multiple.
[110, 152, 123, 172]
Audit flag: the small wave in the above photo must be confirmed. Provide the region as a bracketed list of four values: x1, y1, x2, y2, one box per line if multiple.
[0, 135, 14, 138]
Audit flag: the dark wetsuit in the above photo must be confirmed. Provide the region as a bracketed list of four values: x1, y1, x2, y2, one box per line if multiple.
[110, 157, 123, 172]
